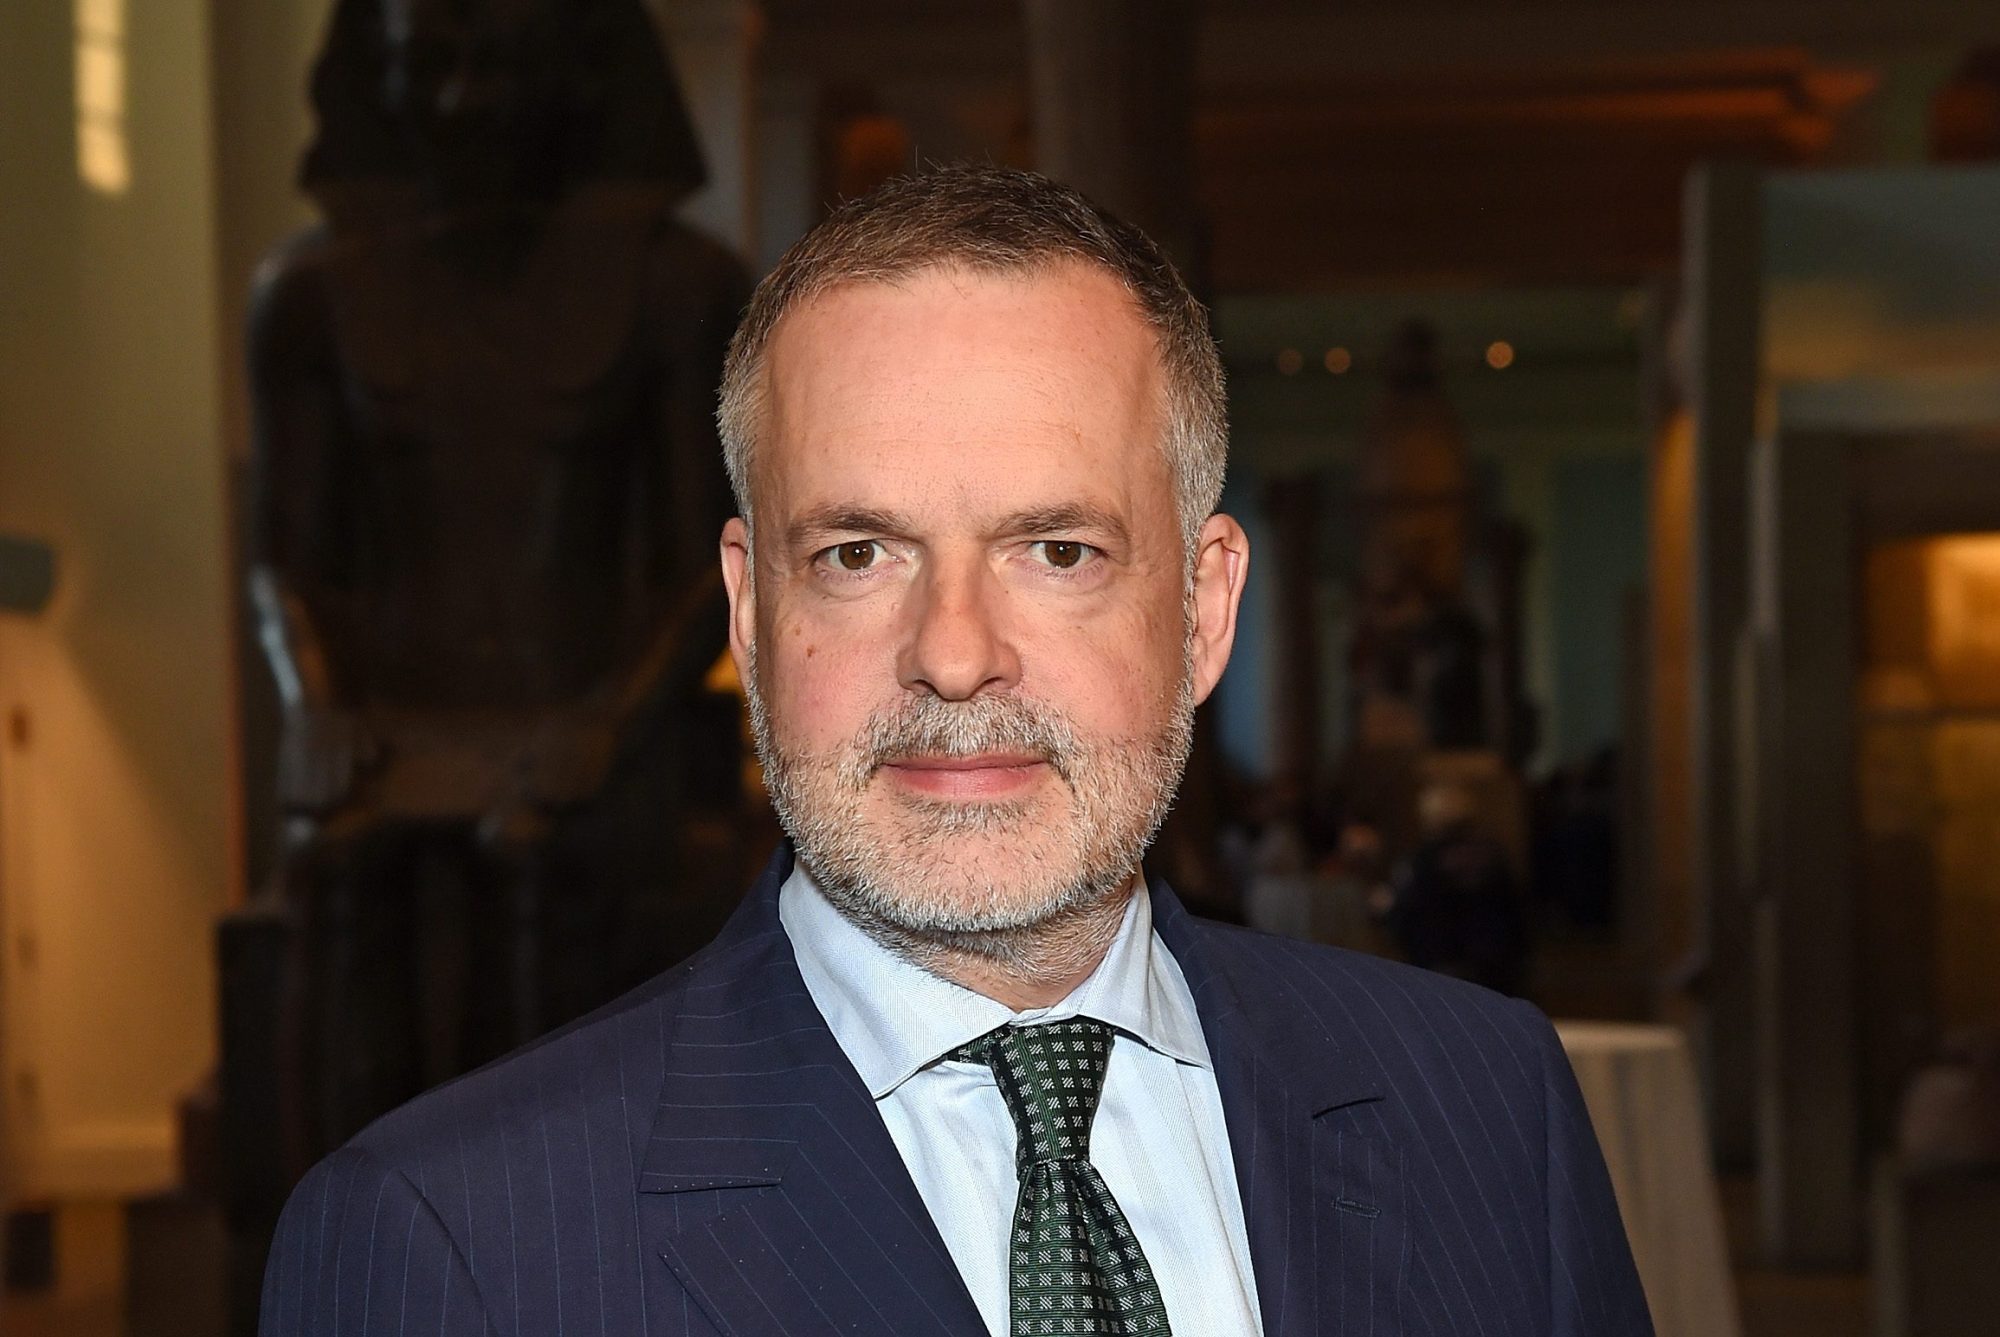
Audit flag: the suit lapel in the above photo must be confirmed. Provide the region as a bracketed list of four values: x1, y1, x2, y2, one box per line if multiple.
[638, 848, 985, 1336]
[638, 853, 1410, 1336]
[1151, 878, 1409, 1336]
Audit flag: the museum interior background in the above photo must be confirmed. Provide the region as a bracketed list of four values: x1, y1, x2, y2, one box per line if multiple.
[4, 1, 2000, 1333]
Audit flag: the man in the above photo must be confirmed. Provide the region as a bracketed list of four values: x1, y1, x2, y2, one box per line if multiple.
[263, 164, 1653, 1336]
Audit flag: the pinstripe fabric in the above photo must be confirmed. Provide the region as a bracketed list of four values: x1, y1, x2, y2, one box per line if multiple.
[262, 843, 1654, 1336]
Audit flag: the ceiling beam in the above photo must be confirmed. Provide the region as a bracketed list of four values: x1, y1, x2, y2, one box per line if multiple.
[760, 1, 2000, 88]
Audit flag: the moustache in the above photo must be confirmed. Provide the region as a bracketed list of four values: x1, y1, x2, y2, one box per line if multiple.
[858, 694, 1080, 786]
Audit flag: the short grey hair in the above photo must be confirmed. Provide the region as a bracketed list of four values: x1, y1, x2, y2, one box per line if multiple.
[716, 163, 1227, 556]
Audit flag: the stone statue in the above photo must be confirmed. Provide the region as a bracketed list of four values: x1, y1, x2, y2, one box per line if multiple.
[239, 0, 749, 1163]
[1350, 320, 1487, 751]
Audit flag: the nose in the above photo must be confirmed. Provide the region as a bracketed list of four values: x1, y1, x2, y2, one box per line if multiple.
[898, 553, 1020, 702]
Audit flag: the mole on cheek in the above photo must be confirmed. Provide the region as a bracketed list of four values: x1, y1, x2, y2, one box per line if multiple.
[805, 644, 817, 658]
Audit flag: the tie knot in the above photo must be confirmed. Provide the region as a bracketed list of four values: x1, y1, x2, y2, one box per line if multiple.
[951, 1018, 1115, 1170]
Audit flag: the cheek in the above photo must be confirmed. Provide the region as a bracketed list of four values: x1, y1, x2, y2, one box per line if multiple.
[1022, 594, 1186, 732]
[761, 612, 891, 746]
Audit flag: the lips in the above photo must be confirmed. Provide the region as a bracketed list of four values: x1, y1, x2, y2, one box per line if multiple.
[878, 752, 1051, 799]
[885, 752, 1045, 771]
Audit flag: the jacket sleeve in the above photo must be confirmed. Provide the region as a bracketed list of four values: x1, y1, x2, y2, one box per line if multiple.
[1525, 1006, 1657, 1336]
[260, 1145, 497, 1337]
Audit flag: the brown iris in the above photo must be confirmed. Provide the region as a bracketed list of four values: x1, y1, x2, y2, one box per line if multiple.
[1043, 542, 1085, 569]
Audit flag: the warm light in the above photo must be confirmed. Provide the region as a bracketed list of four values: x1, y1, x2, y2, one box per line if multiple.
[1323, 347, 1352, 374]
[703, 646, 742, 696]
[1928, 535, 2000, 709]
[1276, 348, 1304, 375]
[73, 0, 129, 196]
[76, 40, 123, 117]
[831, 113, 912, 203]
[76, 0, 120, 38]
[1485, 340, 1515, 370]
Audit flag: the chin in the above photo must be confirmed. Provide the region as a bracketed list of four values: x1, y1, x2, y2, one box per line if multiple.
[800, 795, 1132, 938]
[753, 677, 1193, 947]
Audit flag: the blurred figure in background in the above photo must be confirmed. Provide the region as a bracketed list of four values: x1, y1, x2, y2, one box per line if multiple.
[1384, 781, 1531, 995]
[1221, 775, 1315, 939]
[1315, 817, 1393, 954]
[1898, 1026, 2000, 1169]
[1531, 746, 1621, 931]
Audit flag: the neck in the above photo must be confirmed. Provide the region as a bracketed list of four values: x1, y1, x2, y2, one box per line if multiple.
[857, 876, 1141, 1012]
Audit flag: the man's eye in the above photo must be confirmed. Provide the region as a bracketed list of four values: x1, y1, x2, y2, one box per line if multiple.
[1032, 541, 1096, 570]
[826, 541, 883, 572]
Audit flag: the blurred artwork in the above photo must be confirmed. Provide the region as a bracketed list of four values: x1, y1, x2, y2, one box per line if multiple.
[1338, 321, 1536, 886]
[1858, 535, 2000, 1158]
[1860, 537, 2000, 1031]
[1357, 320, 1475, 604]
[221, 2, 750, 1313]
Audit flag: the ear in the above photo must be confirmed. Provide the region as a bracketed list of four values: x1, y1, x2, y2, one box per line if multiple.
[1187, 512, 1250, 707]
[720, 516, 756, 687]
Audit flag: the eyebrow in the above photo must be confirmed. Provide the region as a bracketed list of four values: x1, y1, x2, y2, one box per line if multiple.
[785, 505, 916, 551]
[782, 500, 1133, 551]
[991, 503, 1131, 548]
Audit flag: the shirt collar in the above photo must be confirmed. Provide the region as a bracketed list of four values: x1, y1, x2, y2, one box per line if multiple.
[779, 862, 1213, 1100]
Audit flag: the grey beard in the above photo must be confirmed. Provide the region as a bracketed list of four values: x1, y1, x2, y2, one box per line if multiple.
[744, 640, 1195, 969]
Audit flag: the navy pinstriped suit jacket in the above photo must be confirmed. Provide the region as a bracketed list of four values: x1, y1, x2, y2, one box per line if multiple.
[262, 844, 1654, 1335]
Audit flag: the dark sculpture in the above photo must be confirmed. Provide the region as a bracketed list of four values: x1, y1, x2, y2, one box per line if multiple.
[220, 2, 748, 1324]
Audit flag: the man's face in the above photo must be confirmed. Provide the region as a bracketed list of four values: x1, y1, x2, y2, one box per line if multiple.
[720, 263, 1247, 942]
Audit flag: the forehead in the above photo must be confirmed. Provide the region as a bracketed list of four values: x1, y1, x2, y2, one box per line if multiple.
[775, 261, 1154, 362]
[758, 263, 1168, 509]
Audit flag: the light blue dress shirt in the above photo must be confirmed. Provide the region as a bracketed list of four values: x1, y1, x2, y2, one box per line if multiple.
[780, 865, 1265, 1337]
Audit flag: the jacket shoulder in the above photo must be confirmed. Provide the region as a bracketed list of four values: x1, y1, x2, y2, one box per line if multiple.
[1189, 915, 1539, 1019]
[343, 936, 721, 1176]
[267, 921, 785, 1333]
[1179, 916, 1555, 1106]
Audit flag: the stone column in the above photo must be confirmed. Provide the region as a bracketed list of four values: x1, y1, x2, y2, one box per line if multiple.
[1021, 0, 1198, 272]
[1681, 162, 1764, 1169]
[654, 0, 763, 261]
[1752, 427, 1861, 1266]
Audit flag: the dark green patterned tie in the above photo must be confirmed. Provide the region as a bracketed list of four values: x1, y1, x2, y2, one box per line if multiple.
[950, 1019, 1173, 1336]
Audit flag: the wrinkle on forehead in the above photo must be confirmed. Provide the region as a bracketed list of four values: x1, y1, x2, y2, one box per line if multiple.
[756, 265, 1169, 507]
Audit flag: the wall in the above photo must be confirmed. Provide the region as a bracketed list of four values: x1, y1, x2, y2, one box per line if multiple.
[207, 0, 330, 463]
[1551, 451, 1649, 761]
[0, 0, 327, 1199]
[0, 0, 231, 1196]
